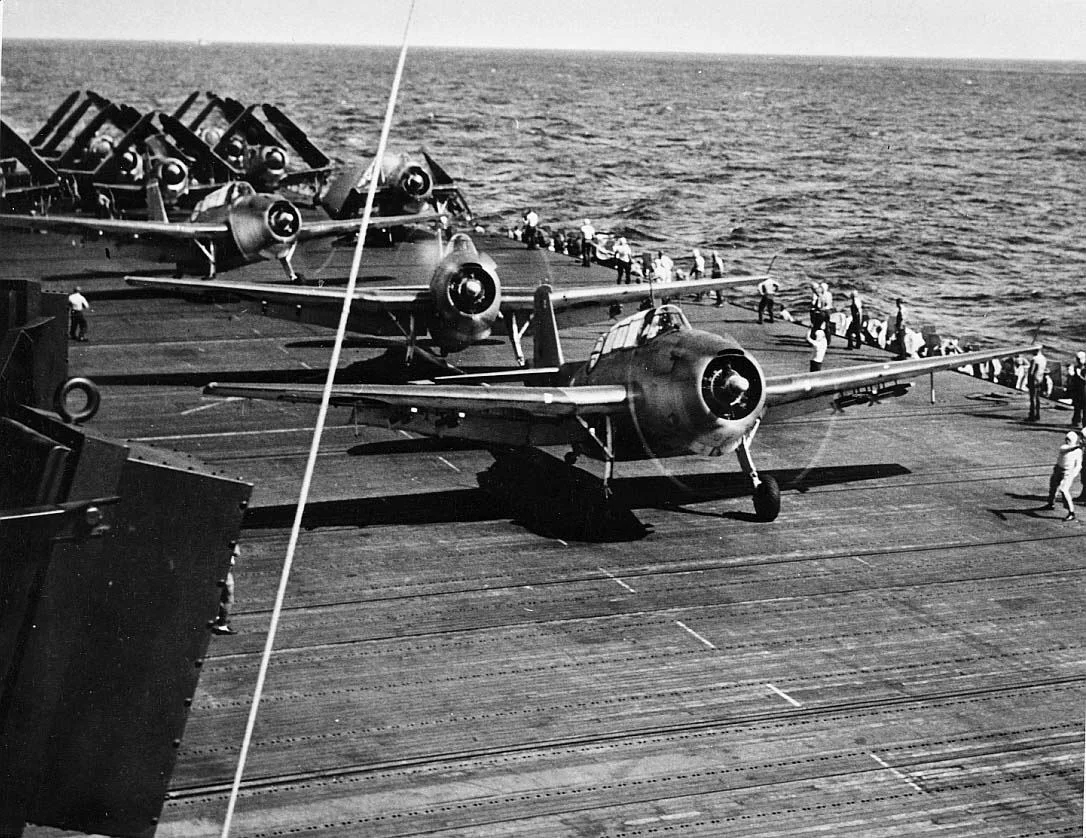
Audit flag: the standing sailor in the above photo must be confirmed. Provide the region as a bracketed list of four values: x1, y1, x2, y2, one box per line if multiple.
[579, 218, 595, 266]
[1026, 345, 1048, 423]
[523, 208, 539, 249]
[845, 290, 865, 349]
[756, 276, 780, 324]
[67, 286, 91, 342]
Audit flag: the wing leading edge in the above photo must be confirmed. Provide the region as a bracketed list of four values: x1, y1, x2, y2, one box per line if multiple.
[203, 381, 631, 418]
[764, 344, 1038, 418]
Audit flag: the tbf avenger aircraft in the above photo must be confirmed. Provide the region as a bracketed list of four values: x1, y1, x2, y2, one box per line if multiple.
[321, 150, 473, 224]
[174, 91, 332, 195]
[126, 232, 765, 368]
[0, 178, 440, 283]
[0, 121, 61, 213]
[204, 286, 1035, 522]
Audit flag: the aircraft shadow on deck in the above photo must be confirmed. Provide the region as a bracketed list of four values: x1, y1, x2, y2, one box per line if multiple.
[242, 449, 910, 543]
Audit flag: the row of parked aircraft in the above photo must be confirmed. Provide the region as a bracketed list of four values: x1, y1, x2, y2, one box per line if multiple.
[1, 90, 1035, 525]
[0, 90, 470, 282]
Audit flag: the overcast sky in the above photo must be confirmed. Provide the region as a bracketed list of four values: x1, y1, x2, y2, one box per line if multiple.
[2, 0, 1084, 60]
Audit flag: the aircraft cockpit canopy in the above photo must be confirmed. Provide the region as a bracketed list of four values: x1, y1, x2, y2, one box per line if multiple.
[191, 180, 256, 217]
[588, 304, 690, 369]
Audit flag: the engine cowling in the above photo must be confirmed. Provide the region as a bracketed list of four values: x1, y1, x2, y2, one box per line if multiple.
[594, 331, 767, 461]
[226, 194, 302, 262]
[153, 158, 190, 203]
[248, 145, 289, 190]
[220, 135, 247, 168]
[395, 163, 432, 199]
[428, 234, 501, 353]
[383, 155, 433, 213]
[117, 148, 143, 181]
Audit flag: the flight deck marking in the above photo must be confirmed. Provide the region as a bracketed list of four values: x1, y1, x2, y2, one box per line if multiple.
[869, 753, 925, 793]
[180, 397, 242, 416]
[766, 683, 802, 707]
[675, 621, 715, 649]
[626, 812, 701, 827]
[598, 566, 636, 593]
[436, 456, 461, 472]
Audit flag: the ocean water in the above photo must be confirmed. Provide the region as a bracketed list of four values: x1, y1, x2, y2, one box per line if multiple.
[3, 40, 1085, 361]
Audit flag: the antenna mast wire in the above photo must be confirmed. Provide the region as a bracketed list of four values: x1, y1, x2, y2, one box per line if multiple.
[218, 4, 417, 834]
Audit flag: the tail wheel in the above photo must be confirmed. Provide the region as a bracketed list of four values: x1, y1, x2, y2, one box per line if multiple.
[753, 475, 780, 522]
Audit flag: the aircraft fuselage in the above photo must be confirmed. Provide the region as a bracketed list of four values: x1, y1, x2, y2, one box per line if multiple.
[566, 327, 767, 461]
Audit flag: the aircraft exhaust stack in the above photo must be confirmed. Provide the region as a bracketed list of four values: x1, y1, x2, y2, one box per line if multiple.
[0, 279, 252, 838]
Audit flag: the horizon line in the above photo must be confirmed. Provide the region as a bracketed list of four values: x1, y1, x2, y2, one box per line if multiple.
[3, 36, 1083, 64]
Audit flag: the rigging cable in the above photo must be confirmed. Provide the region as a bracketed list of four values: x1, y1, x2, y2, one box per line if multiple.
[219, 3, 417, 835]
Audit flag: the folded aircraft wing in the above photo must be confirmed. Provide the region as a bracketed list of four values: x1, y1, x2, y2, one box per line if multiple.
[296, 210, 444, 241]
[499, 275, 768, 313]
[764, 344, 1038, 419]
[0, 212, 229, 239]
[125, 275, 433, 311]
[203, 381, 631, 418]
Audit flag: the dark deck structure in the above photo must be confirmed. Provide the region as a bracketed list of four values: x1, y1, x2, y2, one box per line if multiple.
[6, 228, 1082, 837]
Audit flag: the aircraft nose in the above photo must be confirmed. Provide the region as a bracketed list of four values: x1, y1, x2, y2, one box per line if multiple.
[267, 201, 301, 239]
[264, 148, 287, 172]
[400, 167, 431, 197]
[161, 161, 186, 187]
[119, 149, 140, 174]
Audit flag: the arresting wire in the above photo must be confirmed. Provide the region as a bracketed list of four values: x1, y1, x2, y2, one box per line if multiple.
[218, 3, 417, 835]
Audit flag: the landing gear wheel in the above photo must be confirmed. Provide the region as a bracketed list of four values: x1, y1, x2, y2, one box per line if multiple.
[753, 475, 780, 522]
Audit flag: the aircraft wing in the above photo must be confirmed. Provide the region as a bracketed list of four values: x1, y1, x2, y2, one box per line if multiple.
[0, 213, 229, 239]
[499, 275, 767, 312]
[125, 275, 433, 311]
[764, 344, 1038, 419]
[297, 210, 444, 241]
[204, 381, 630, 418]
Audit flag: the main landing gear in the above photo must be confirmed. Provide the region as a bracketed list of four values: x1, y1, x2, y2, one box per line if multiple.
[736, 424, 780, 522]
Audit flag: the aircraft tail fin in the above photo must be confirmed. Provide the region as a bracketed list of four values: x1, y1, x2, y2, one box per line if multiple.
[145, 176, 168, 223]
[532, 283, 564, 368]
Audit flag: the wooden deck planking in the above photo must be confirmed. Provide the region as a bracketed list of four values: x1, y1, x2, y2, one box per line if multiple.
[5, 227, 1081, 838]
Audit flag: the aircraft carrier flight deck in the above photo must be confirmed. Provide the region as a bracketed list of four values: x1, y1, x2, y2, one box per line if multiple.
[5, 229, 1082, 838]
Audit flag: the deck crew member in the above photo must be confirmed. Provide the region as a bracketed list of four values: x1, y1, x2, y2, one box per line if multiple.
[1067, 351, 1086, 427]
[710, 251, 726, 306]
[756, 276, 780, 324]
[67, 286, 91, 342]
[893, 298, 908, 357]
[808, 282, 824, 329]
[523, 208, 539, 249]
[652, 251, 674, 283]
[1044, 431, 1084, 521]
[690, 248, 705, 280]
[845, 290, 865, 349]
[819, 283, 835, 343]
[613, 237, 633, 284]
[806, 323, 828, 372]
[1026, 346, 1048, 423]
[579, 219, 595, 266]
